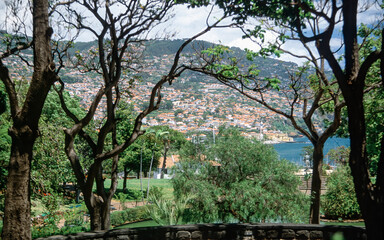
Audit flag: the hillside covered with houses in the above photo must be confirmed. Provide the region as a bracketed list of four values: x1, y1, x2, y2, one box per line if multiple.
[1, 38, 325, 143]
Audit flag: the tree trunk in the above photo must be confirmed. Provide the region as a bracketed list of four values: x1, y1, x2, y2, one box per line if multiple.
[160, 145, 169, 179]
[100, 200, 112, 230]
[309, 143, 324, 224]
[345, 84, 383, 239]
[123, 166, 128, 193]
[83, 188, 109, 230]
[1, 132, 34, 239]
[140, 147, 144, 201]
[347, 99, 384, 239]
[1, 0, 55, 238]
[89, 202, 102, 230]
[100, 154, 119, 230]
[147, 149, 155, 200]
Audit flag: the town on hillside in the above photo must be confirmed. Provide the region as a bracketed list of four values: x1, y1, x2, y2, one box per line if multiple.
[1, 39, 326, 143]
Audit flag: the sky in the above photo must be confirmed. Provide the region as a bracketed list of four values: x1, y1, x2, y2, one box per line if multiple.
[149, 3, 383, 65]
[1, 1, 383, 66]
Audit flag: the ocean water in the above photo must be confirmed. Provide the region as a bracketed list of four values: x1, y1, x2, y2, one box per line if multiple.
[273, 137, 350, 166]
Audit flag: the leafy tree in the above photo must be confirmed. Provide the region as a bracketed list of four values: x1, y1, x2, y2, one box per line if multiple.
[160, 99, 173, 110]
[173, 127, 308, 223]
[201, 1, 383, 238]
[188, 44, 343, 224]
[149, 125, 188, 178]
[120, 139, 161, 188]
[186, 2, 384, 237]
[322, 165, 361, 220]
[326, 146, 350, 166]
[31, 92, 82, 197]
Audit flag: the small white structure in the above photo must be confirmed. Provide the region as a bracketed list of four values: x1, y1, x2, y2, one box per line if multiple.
[154, 155, 180, 179]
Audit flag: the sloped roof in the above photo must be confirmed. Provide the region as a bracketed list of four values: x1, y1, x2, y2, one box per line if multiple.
[158, 155, 221, 169]
[157, 155, 180, 169]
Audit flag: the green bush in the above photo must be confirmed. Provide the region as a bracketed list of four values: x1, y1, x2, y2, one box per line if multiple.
[31, 224, 88, 239]
[322, 166, 361, 220]
[110, 206, 151, 226]
[114, 189, 142, 201]
[63, 205, 87, 227]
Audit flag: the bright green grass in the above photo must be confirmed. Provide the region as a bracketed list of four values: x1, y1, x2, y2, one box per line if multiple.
[102, 178, 173, 199]
[114, 220, 160, 229]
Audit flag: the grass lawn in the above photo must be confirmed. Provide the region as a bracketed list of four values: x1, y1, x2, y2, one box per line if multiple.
[102, 178, 173, 199]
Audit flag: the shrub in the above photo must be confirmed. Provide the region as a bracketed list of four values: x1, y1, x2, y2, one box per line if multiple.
[110, 206, 151, 226]
[31, 224, 89, 239]
[63, 205, 87, 227]
[322, 165, 361, 220]
[146, 186, 192, 225]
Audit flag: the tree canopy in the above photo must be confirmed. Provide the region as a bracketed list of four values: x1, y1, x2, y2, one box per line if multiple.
[173, 127, 308, 223]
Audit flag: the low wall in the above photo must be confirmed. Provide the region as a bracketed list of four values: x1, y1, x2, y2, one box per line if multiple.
[36, 223, 366, 240]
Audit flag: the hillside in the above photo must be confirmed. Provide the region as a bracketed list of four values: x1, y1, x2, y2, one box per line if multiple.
[1, 37, 319, 140]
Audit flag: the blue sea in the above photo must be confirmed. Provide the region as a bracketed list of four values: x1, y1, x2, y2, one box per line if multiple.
[273, 137, 350, 166]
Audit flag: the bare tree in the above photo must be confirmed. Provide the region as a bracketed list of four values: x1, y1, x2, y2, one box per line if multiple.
[54, 0, 229, 230]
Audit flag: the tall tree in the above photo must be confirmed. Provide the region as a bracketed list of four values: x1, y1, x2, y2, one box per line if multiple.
[195, 0, 383, 238]
[173, 127, 307, 223]
[0, 0, 57, 238]
[187, 46, 344, 224]
[55, 0, 228, 230]
[149, 125, 187, 178]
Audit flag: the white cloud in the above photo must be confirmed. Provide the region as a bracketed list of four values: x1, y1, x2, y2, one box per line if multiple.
[163, 5, 315, 64]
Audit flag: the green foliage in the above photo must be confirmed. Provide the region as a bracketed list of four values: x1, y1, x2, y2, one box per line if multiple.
[31, 194, 66, 239]
[110, 206, 150, 226]
[173, 127, 308, 223]
[322, 166, 361, 220]
[160, 99, 173, 110]
[335, 24, 383, 176]
[0, 85, 6, 114]
[31, 222, 88, 239]
[0, 85, 10, 203]
[0, 114, 11, 197]
[119, 138, 161, 176]
[326, 146, 350, 166]
[40, 193, 61, 214]
[148, 125, 188, 152]
[116, 189, 142, 205]
[201, 44, 284, 93]
[146, 186, 192, 225]
[63, 204, 87, 227]
[301, 146, 313, 168]
[31, 91, 81, 196]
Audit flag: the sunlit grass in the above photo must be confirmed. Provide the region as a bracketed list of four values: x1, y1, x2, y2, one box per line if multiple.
[102, 178, 173, 199]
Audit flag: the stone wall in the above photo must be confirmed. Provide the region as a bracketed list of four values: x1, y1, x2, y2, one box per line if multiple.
[36, 223, 366, 240]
